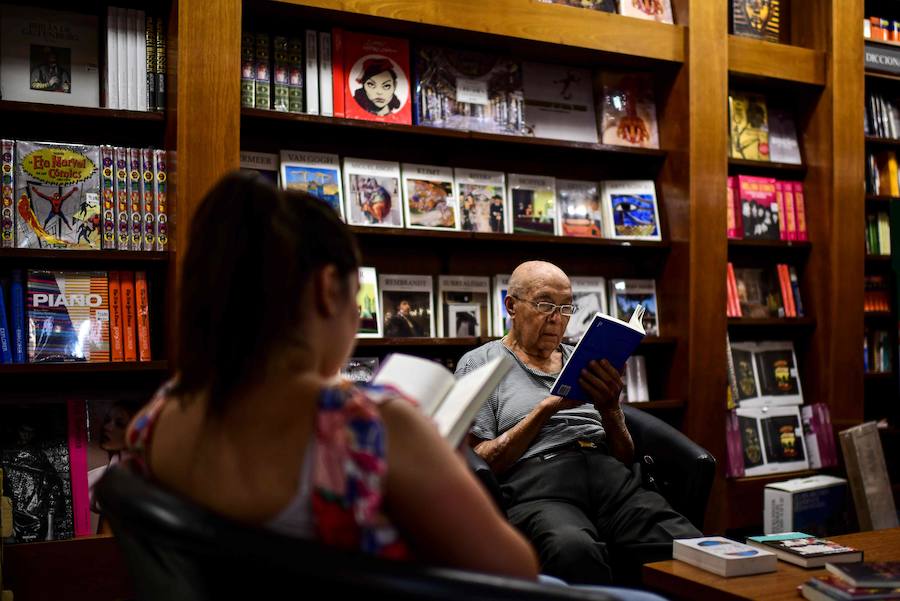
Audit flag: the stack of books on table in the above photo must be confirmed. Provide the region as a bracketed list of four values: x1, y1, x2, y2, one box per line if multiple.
[799, 562, 900, 601]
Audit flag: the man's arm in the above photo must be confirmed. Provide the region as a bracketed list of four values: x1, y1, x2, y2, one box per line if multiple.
[580, 359, 634, 465]
[471, 396, 581, 474]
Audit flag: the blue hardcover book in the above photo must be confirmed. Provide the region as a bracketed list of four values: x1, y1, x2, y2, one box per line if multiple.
[550, 306, 645, 403]
[11, 269, 26, 363]
[0, 278, 11, 363]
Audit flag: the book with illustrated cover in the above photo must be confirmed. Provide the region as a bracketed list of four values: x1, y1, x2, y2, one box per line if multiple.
[0, 6, 99, 108]
[437, 275, 491, 338]
[747, 533, 861, 568]
[673, 537, 776, 578]
[618, 0, 674, 24]
[564, 276, 608, 343]
[27, 270, 110, 363]
[455, 168, 507, 233]
[340, 357, 379, 383]
[15, 141, 101, 250]
[826, 562, 900, 589]
[727, 340, 802, 407]
[343, 158, 403, 227]
[240, 32, 254, 108]
[240, 151, 279, 187]
[379, 274, 434, 338]
[522, 62, 597, 143]
[492, 274, 511, 337]
[127, 147, 142, 251]
[415, 46, 525, 135]
[737, 175, 779, 240]
[509, 174, 557, 235]
[153, 149, 167, 251]
[140, 148, 155, 251]
[608, 278, 659, 336]
[768, 105, 802, 164]
[730, 92, 770, 160]
[801, 576, 900, 601]
[731, 0, 780, 42]
[99, 146, 116, 250]
[733, 266, 784, 318]
[600, 180, 662, 241]
[538, 0, 616, 11]
[599, 72, 660, 149]
[356, 267, 381, 338]
[401, 164, 458, 231]
[0, 403, 75, 543]
[114, 147, 129, 250]
[734, 405, 808, 477]
[280, 150, 343, 218]
[1, 139, 14, 248]
[332, 30, 411, 125]
[557, 180, 602, 238]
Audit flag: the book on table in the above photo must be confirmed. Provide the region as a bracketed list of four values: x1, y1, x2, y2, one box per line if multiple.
[672, 537, 777, 578]
[826, 563, 900, 589]
[745, 532, 862, 568]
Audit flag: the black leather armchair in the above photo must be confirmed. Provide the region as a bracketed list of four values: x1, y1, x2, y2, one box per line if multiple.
[96, 462, 623, 601]
[467, 404, 715, 531]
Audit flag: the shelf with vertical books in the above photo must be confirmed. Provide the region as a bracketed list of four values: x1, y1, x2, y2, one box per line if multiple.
[728, 35, 826, 87]
[0, 100, 165, 121]
[0, 360, 168, 375]
[866, 135, 900, 147]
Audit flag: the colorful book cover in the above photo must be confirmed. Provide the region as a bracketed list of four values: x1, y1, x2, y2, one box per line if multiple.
[600, 180, 662, 241]
[737, 175, 779, 240]
[120, 271, 137, 361]
[782, 180, 797, 241]
[280, 150, 343, 219]
[338, 31, 410, 124]
[99, 146, 116, 249]
[11, 269, 26, 363]
[0, 403, 75, 543]
[141, 148, 155, 251]
[379, 274, 434, 338]
[608, 278, 659, 335]
[415, 46, 525, 135]
[14, 141, 101, 250]
[343, 158, 403, 227]
[618, 0, 674, 24]
[727, 176, 739, 239]
[509, 174, 557, 236]
[804, 576, 900, 600]
[66, 399, 89, 537]
[775, 181, 787, 241]
[356, 266, 381, 338]
[522, 62, 598, 143]
[114, 147, 129, 249]
[2, 139, 15, 247]
[732, 0, 780, 42]
[401, 164, 458, 230]
[240, 150, 279, 187]
[127, 147, 143, 251]
[240, 32, 255, 108]
[564, 276, 608, 343]
[437, 275, 491, 337]
[791, 181, 808, 241]
[493, 274, 511, 337]
[134, 271, 151, 361]
[108, 271, 123, 362]
[755, 341, 803, 403]
[340, 357, 380, 383]
[454, 168, 507, 233]
[729, 92, 770, 160]
[557, 179, 602, 238]
[27, 270, 110, 363]
[600, 72, 660, 149]
[153, 149, 168, 251]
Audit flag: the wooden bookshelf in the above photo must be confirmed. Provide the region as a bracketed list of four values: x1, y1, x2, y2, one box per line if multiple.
[0, 100, 165, 121]
[866, 194, 899, 203]
[0, 249, 171, 262]
[727, 158, 807, 174]
[728, 36, 826, 86]
[0, 361, 168, 374]
[865, 135, 900, 147]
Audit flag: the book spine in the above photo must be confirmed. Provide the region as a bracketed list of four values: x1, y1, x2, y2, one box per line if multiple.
[725, 334, 740, 409]
[121, 271, 137, 362]
[792, 182, 808, 241]
[725, 262, 735, 317]
[775, 181, 787, 241]
[331, 28, 345, 118]
[728, 262, 742, 317]
[725, 410, 745, 478]
[255, 33, 271, 110]
[141, 148, 156, 251]
[0, 279, 11, 363]
[726, 176, 738, 239]
[67, 399, 91, 537]
[779, 264, 796, 317]
[788, 266, 804, 317]
[10, 270, 25, 363]
[114, 147, 129, 250]
[137, 10, 147, 111]
[305, 30, 319, 115]
[319, 32, 333, 116]
[146, 15, 157, 111]
[128, 148, 143, 251]
[272, 36, 289, 112]
[782, 180, 797, 241]
[116, 8, 128, 107]
[106, 7, 119, 109]
[109, 271, 124, 362]
[153, 149, 168, 251]
[288, 37, 304, 113]
[156, 17, 166, 112]
[241, 32, 256, 108]
[126, 9, 138, 110]
[1, 139, 15, 248]
[135, 271, 152, 362]
[100, 145, 116, 250]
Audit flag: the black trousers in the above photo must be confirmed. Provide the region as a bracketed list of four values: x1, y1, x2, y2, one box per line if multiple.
[500, 445, 702, 586]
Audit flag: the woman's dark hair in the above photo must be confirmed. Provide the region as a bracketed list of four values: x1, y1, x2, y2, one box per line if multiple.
[174, 171, 360, 414]
[353, 58, 401, 114]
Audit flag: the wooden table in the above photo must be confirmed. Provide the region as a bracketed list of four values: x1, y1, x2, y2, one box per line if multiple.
[643, 528, 900, 601]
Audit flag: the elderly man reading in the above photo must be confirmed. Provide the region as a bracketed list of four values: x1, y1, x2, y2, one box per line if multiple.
[459, 261, 701, 585]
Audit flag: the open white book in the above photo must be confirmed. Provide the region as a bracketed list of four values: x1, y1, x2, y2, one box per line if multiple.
[372, 354, 512, 447]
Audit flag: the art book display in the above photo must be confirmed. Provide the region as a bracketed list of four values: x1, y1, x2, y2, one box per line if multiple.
[600, 180, 661, 241]
[727, 340, 803, 407]
[401, 164, 458, 230]
[280, 150, 344, 218]
[557, 180, 602, 238]
[731, 0, 781, 42]
[437, 275, 491, 338]
[522, 62, 597, 143]
[509, 174, 556, 236]
[608, 278, 659, 336]
[343, 158, 403, 227]
[729, 405, 809, 477]
[729, 92, 770, 161]
[455, 168, 507, 233]
[356, 266, 381, 338]
[564, 276, 608, 343]
[240, 151, 279, 187]
[599, 72, 659, 149]
[379, 274, 434, 338]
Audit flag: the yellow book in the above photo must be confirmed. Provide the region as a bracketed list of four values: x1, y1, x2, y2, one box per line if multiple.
[729, 92, 770, 161]
[889, 153, 900, 197]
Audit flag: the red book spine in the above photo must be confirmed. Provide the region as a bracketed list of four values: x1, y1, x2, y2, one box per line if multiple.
[792, 181, 808, 241]
[726, 176, 738, 239]
[732, 176, 743, 238]
[775, 181, 787, 241]
[109, 271, 124, 362]
[727, 262, 742, 318]
[332, 28, 345, 118]
[121, 271, 137, 362]
[135, 271, 152, 361]
[782, 181, 797, 241]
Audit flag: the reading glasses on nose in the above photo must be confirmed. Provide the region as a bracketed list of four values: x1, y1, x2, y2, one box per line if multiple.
[509, 295, 578, 316]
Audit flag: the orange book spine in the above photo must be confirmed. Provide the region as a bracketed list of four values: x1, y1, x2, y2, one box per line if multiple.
[135, 271, 152, 362]
[109, 271, 124, 362]
[777, 264, 795, 317]
[121, 271, 137, 362]
[727, 262, 742, 318]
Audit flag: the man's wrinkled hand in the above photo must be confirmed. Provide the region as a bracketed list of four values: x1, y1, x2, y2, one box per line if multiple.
[579, 359, 624, 414]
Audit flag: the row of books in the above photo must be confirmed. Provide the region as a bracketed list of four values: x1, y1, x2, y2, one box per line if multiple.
[801, 567, 900, 601]
[864, 328, 892, 374]
[865, 90, 900, 140]
[727, 176, 808, 241]
[866, 211, 891, 256]
[726, 403, 837, 479]
[0, 140, 168, 251]
[729, 92, 802, 164]
[0, 6, 165, 112]
[538, 0, 674, 23]
[864, 274, 891, 312]
[241, 28, 661, 149]
[1, 398, 147, 543]
[242, 150, 662, 240]
[726, 338, 804, 408]
[725, 263, 804, 319]
[0, 270, 152, 364]
[867, 150, 900, 197]
[864, 15, 900, 42]
[354, 268, 660, 340]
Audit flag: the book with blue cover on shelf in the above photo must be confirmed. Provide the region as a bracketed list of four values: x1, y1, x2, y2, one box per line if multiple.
[550, 305, 645, 403]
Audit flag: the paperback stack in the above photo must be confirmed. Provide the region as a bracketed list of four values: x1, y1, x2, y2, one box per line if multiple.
[800, 562, 900, 601]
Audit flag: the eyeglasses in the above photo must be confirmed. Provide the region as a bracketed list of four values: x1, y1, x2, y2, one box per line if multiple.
[509, 295, 578, 316]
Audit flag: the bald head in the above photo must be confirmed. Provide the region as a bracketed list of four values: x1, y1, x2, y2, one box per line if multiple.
[508, 261, 571, 299]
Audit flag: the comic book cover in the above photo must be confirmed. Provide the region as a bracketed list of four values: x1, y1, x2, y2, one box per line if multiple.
[342, 158, 403, 227]
[153, 149, 168, 251]
[437, 275, 491, 337]
[509, 174, 557, 236]
[454, 168, 507, 233]
[600, 180, 662, 241]
[401, 164, 458, 231]
[27, 270, 109, 363]
[557, 179, 602, 238]
[280, 150, 343, 219]
[1, 139, 14, 248]
[99, 146, 116, 249]
[600, 72, 660, 149]
[338, 30, 411, 125]
[14, 141, 101, 250]
[415, 45, 525, 135]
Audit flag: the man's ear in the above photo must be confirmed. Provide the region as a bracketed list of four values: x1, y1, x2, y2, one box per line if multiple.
[313, 265, 341, 318]
[505, 294, 515, 316]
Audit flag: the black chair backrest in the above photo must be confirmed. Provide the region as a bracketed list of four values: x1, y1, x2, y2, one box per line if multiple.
[96, 463, 619, 601]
